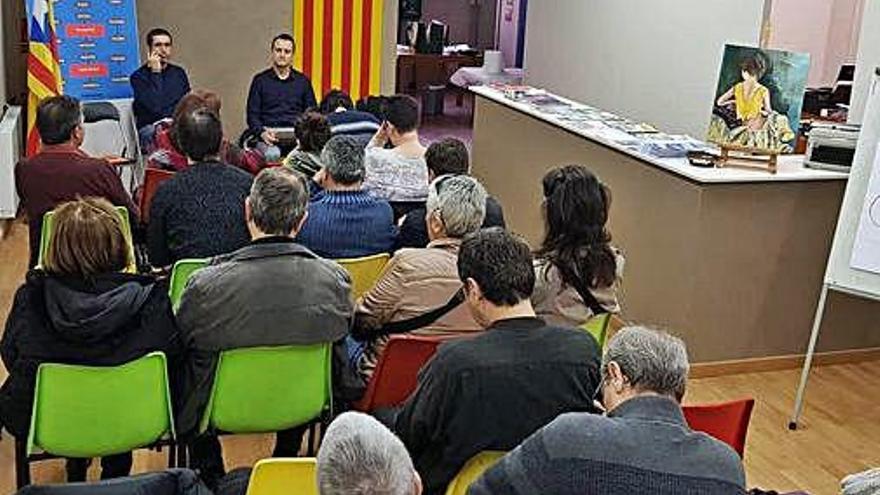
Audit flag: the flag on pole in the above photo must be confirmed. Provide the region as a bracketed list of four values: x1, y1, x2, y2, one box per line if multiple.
[294, 0, 385, 103]
[26, 0, 64, 156]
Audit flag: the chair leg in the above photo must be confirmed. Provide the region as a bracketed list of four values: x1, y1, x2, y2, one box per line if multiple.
[306, 424, 317, 457]
[15, 438, 31, 488]
[176, 442, 188, 468]
[167, 442, 177, 468]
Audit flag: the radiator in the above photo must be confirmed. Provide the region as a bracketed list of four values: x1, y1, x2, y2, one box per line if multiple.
[0, 106, 23, 219]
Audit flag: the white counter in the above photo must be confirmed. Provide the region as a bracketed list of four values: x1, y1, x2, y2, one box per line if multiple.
[471, 85, 848, 185]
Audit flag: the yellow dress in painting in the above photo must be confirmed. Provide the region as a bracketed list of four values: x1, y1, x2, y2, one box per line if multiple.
[733, 82, 768, 121]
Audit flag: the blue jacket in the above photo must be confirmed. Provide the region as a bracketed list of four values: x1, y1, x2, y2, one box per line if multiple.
[297, 190, 397, 259]
[130, 64, 190, 129]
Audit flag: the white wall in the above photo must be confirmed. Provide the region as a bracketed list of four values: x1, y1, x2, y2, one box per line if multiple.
[850, 0, 880, 124]
[769, 0, 863, 87]
[523, 0, 765, 138]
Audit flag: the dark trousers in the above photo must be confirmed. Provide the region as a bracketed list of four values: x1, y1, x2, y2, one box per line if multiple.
[189, 425, 307, 489]
[65, 453, 133, 482]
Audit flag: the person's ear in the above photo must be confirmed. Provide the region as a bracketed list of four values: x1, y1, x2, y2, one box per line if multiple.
[412, 470, 423, 495]
[607, 361, 626, 393]
[464, 277, 482, 301]
[244, 197, 254, 224]
[73, 124, 85, 144]
[292, 210, 309, 236]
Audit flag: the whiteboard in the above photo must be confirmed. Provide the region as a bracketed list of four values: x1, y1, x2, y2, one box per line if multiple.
[824, 68, 880, 298]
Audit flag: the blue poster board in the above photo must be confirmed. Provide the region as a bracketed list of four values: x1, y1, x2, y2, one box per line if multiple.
[52, 0, 141, 101]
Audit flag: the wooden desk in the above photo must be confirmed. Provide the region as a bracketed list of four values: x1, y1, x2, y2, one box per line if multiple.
[470, 86, 880, 364]
[395, 53, 481, 95]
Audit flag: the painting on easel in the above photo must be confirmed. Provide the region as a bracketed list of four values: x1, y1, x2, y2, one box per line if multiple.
[708, 44, 810, 153]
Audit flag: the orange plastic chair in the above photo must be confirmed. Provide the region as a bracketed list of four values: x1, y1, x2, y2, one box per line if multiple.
[353, 334, 462, 412]
[683, 398, 755, 457]
[139, 168, 175, 224]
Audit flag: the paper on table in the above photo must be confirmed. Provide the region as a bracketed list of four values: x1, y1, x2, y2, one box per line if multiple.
[851, 142, 880, 274]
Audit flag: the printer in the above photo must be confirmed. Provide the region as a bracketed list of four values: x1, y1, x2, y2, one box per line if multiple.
[805, 122, 860, 173]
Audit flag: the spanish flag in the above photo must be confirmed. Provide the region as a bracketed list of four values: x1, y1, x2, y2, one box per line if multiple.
[26, 0, 64, 157]
[294, 0, 385, 103]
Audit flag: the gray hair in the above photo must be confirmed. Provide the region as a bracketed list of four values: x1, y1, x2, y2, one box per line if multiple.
[601, 326, 690, 401]
[248, 167, 309, 236]
[426, 175, 487, 238]
[317, 412, 417, 495]
[322, 135, 365, 185]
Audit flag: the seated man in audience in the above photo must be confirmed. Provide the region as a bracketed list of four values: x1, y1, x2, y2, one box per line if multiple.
[470, 326, 746, 494]
[363, 95, 428, 211]
[317, 412, 422, 495]
[15, 95, 138, 267]
[282, 111, 332, 179]
[351, 175, 486, 383]
[147, 106, 253, 267]
[246, 33, 317, 160]
[297, 135, 397, 259]
[320, 89, 381, 145]
[177, 167, 352, 488]
[397, 137, 506, 248]
[131, 28, 190, 143]
[391, 228, 602, 495]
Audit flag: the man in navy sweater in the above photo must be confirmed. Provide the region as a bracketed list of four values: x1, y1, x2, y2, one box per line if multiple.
[246, 33, 317, 159]
[130, 28, 190, 136]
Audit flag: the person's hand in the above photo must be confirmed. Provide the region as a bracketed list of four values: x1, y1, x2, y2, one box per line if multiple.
[147, 50, 163, 73]
[261, 129, 278, 145]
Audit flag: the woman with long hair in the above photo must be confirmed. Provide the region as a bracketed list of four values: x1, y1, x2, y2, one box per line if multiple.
[532, 165, 623, 327]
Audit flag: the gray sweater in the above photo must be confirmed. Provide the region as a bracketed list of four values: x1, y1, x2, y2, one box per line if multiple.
[469, 395, 746, 495]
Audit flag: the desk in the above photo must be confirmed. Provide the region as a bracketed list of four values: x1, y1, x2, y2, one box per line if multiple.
[395, 53, 481, 95]
[471, 86, 880, 364]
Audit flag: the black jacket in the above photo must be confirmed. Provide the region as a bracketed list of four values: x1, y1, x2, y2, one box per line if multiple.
[393, 317, 601, 495]
[0, 270, 182, 438]
[396, 196, 506, 249]
[16, 468, 211, 495]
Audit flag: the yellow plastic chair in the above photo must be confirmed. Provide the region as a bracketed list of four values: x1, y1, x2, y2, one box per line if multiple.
[445, 451, 506, 495]
[38, 206, 136, 273]
[245, 458, 318, 495]
[335, 253, 391, 300]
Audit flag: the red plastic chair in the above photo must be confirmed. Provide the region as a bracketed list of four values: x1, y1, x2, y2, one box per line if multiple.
[139, 168, 176, 223]
[353, 334, 463, 412]
[683, 398, 755, 457]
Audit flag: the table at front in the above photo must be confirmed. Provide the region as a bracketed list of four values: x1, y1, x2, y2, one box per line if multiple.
[470, 87, 880, 365]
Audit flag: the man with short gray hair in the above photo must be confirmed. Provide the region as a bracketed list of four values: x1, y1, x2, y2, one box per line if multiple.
[177, 167, 353, 489]
[469, 326, 746, 495]
[350, 175, 488, 384]
[317, 412, 422, 495]
[297, 135, 397, 258]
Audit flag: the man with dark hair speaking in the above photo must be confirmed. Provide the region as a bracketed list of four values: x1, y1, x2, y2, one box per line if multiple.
[390, 228, 602, 494]
[131, 27, 191, 136]
[246, 33, 318, 160]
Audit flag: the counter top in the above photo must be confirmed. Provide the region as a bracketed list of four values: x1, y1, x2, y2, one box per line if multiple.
[471, 85, 848, 184]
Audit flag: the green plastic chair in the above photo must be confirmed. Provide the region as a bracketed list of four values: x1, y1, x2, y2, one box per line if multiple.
[37, 206, 136, 272]
[15, 352, 176, 488]
[168, 258, 208, 312]
[581, 313, 612, 348]
[198, 344, 333, 455]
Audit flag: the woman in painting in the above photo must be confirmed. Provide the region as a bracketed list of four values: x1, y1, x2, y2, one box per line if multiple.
[709, 53, 796, 152]
[716, 56, 772, 131]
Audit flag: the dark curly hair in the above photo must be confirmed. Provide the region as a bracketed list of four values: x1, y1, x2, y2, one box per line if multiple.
[536, 165, 617, 291]
[294, 111, 332, 153]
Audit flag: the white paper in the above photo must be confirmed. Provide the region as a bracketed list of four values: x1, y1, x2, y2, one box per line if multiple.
[850, 142, 880, 274]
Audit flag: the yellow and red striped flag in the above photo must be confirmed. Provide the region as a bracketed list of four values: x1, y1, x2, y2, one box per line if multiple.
[26, 0, 64, 157]
[294, 0, 385, 103]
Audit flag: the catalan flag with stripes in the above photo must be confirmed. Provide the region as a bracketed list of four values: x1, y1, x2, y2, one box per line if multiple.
[294, 0, 385, 103]
[25, 0, 64, 157]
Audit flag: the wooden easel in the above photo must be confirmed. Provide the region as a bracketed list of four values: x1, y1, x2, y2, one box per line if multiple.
[716, 144, 779, 174]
